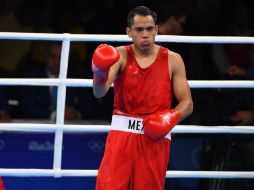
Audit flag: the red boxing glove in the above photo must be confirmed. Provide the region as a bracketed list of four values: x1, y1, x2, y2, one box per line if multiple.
[92, 44, 120, 83]
[143, 109, 182, 141]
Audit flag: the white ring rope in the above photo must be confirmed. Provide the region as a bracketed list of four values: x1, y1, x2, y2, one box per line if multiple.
[0, 124, 254, 134]
[2, 32, 254, 44]
[0, 79, 254, 88]
[0, 32, 254, 179]
[0, 169, 254, 179]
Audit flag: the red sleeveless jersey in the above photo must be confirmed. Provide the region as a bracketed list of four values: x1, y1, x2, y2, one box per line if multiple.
[113, 45, 172, 116]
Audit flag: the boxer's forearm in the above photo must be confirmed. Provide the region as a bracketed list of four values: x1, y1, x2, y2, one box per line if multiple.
[93, 81, 110, 98]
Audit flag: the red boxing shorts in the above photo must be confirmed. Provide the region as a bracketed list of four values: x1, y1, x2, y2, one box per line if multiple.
[96, 115, 171, 190]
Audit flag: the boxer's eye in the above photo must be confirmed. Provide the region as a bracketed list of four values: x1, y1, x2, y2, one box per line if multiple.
[133, 26, 155, 32]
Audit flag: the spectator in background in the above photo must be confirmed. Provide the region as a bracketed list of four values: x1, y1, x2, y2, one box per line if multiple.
[156, 2, 186, 36]
[210, 2, 254, 125]
[0, 0, 34, 76]
[19, 42, 81, 121]
[227, 44, 254, 125]
[223, 44, 254, 190]
[226, 44, 254, 80]
[212, 2, 253, 78]
[223, 3, 252, 76]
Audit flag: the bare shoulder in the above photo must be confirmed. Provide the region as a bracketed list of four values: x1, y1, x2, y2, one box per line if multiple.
[168, 49, 184, 66]
[168, 49, 183, 62]
[116, 46, 127, 56]
[167, 49, 185, 76]
[115, 46, 127, 66]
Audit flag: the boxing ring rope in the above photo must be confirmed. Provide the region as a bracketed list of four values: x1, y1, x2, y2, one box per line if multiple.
[1, 79, 254, 88]
[1, 169, 254, 179]
[0, 32, 254, 178]
[1, 124, 254, 134]
[2, 32, 254, 44]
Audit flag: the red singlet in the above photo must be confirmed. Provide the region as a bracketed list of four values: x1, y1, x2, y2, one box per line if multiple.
[113, 45, 172, 116]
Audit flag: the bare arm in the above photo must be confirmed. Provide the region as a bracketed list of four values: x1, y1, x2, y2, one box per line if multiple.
[93, 61, 120, 98]
[170, 51, 193, 120]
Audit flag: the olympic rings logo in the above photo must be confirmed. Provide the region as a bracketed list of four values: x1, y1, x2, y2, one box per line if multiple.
[87, 140, 105, 153]
[0, 139, 5, 150]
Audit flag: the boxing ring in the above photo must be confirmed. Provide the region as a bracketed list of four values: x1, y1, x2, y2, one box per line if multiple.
[0, 32, 254, 180]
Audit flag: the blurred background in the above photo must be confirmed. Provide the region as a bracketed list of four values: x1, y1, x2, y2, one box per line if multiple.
[0, 0, 254, 189]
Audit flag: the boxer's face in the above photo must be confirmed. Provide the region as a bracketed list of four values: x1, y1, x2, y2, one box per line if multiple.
[126, 15, 158, 52]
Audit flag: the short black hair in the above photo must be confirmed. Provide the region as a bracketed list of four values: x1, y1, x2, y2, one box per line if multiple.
[127, 6, 157, 27]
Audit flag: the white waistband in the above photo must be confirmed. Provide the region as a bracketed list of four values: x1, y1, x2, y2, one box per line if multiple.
[111, 115, 171, 140]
